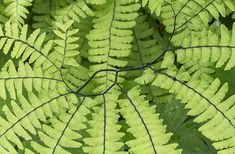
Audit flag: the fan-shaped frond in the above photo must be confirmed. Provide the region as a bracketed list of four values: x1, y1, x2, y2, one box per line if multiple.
[0, 0, 234, 153]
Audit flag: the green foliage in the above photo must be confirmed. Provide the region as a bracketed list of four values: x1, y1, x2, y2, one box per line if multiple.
[4, 0, 32, 26]
[0, 0, 235, 154]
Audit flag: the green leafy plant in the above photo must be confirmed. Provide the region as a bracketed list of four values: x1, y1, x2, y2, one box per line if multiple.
[0, 0, 234, 153]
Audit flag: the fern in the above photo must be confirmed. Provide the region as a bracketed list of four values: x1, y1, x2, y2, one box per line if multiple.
[141, 0, 164, 16]
[87, 0, 140, 92]
[0, 0, 235, 154]
[159, 0, 235, 45]
[53, 0, 94, 23]
[3, 0, 32, 26]
[83, 91, 124, 153]
[118, 86, 181, 154]
[152, 68, 235, 153]
[174, 24, 235, 70]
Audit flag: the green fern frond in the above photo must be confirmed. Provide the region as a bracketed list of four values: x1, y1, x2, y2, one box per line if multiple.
[0, 22, 54, 68]
[87, 0, 140, 92]
[54, 0, 94, 24]
[51, 20, 80, 68]
[63, 19, 93, 90]
[4, 0, 32, 26]
[48, 20, 86, 89]
[0, 89, 72, 153]
[0, 60, 63, 100]
[31, 96, 91, 154]
[118, 86, 181, 154]
[173, 23, 235, 70]
[83, 91, 125, 153]
[152, 66, 235, 153]
[141, 0, 164, 16]
[159, 0, 235, 45]
[32, 0, 93, 37]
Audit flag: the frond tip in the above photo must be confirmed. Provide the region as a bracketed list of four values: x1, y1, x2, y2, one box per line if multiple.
[4, 0, 33, 26]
